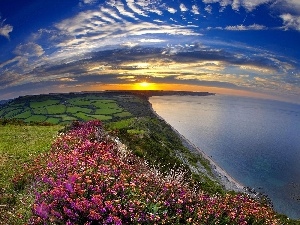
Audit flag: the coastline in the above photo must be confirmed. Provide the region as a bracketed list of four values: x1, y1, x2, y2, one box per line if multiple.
[177, 131, 245, 192]
[148, 100, 245, 193]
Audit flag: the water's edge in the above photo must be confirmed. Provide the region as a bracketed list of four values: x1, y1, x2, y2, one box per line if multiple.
[149, 101, 245, 193]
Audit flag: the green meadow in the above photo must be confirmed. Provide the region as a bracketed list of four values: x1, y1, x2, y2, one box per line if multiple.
[0, 93, 135, 125]
[0, 123, 63, 223]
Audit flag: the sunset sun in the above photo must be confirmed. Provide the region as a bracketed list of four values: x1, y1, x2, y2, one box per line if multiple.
[134, 81, 156, 90]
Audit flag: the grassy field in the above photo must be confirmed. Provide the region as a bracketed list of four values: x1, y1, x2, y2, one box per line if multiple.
[0, 93, 135, 125]
[0, 124, 63, 224]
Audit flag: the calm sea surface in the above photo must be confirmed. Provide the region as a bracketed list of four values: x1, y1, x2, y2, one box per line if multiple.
[150, 95, 300, 219]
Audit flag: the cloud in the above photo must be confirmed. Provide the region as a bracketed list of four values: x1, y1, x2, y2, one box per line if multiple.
[100, 6, 123, 21]
[205, 5, 213, 14]
[108, 0, 137, 20]
[202, 0, 273, 12]
[139, 38, 166, 43]
[207, 24, 267, 30]
[1, 0, 298, 102]
[280, 14, 300, 31]
[80, 0, 96, 4]
[126, 0, 149, 17]
[179, 3, 188, 12]
[225, 24, 267, 30]
[0, 18, 13, 39]
[272, 0, 300, 15]
[240, 65, 275, 74]
[134, 0, 163, 15]
[1, 43, 298, 101]
[167, 7, 177, 13]
[202, 0, 300, 31]
[13, 43, 45, 57]
[192, 5, 200, 15]
[52, 5, 201, 61]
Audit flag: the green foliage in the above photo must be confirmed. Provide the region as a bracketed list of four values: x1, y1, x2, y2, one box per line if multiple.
[108, 117, 220, 194]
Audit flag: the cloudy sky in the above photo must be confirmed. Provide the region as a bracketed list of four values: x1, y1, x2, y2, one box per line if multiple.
[0, 0, 299, 103]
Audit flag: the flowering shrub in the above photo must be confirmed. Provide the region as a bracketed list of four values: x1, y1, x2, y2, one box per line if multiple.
[24, 120, 280, 224]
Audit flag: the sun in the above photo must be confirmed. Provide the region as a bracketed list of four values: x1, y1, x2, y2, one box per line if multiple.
[140, 81, 150, 88]
[134, 81, 156, 90]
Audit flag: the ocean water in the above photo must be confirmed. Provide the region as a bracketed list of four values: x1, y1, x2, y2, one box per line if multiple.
[150, 94, 300, 219]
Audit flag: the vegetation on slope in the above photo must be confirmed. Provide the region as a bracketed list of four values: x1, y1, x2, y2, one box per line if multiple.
[0, 122, 63, 223]
[16, 121, 281, 224]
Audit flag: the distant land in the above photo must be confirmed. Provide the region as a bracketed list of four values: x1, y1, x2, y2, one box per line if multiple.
[0, 99, 10, 105]
[0, 90, 215, 125]
[105, 90, 215, 98]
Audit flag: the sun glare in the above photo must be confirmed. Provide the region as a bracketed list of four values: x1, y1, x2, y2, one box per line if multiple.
[134, 82, 156, 90]
[140, 82, 150, 88]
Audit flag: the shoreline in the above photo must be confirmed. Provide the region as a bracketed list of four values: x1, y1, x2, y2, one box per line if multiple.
[177, 130, 245, 192]
[148, 101, 245, 193]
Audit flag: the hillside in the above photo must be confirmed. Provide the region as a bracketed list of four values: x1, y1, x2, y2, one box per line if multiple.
[0, 91, 298, 224]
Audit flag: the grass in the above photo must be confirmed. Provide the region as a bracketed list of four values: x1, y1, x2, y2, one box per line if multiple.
[94, 108, 123, 115]
[0, 94, 133, 124]
[46, 104, 66, 114]
[67, 98, 93, 106]
[32, 107, 48, 115]
[1, 108, 23, 118]
[30, 99, 60, 108]
[114, 111, 133, 118]
[90, 114, 112, 120]
[66, 106, 93, 114]
[24, 115, 47, 123]
[0, 125, 62, 186]
[107, 118, 135, 130]
[13, 110, 31, 119]
[45, 117, 61, 124]
[0, 124, 63, 224]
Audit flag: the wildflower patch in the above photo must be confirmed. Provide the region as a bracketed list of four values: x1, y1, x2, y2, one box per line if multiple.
[22, 120, 280, 224]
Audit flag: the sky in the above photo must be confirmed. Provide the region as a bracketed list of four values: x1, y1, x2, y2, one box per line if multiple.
[0, 0, 299, 103]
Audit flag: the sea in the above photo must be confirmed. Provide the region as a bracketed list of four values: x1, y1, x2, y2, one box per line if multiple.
[149, 94, 300, 219]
